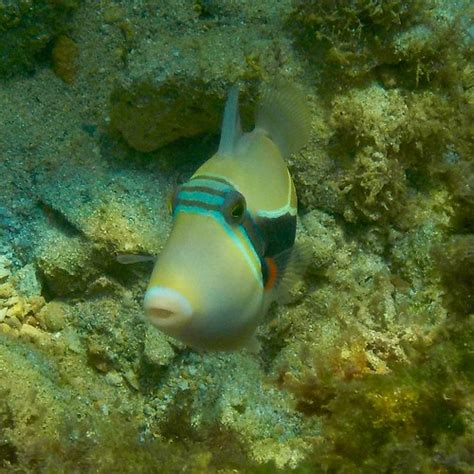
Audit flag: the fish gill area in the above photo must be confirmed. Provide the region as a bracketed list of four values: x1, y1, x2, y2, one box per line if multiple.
[0, 0, 473, 472]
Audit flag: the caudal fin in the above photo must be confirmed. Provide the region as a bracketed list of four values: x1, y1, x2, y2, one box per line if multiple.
[255, 81, 311, 158]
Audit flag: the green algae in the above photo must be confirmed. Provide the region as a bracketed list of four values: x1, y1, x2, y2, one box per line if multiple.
[0, 0, 473, 472]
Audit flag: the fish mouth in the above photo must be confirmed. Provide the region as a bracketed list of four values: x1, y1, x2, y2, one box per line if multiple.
[144, 286, 193, 329]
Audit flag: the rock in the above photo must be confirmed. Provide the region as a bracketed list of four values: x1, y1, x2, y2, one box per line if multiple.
[0, 256, 11, 282]
[110, 27, 290, 152]
[0, 322, 12, 335]
[15, 264, 42, 299]
[35, 233, 99, 298]
[38, 301, 67, 332]
[0, 0, 80, 76]
[19, 323, 44, 342]
[143, 326, 175, 367]
[0, 283, 14, 298]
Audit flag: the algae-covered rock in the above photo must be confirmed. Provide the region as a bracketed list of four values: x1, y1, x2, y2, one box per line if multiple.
[288, 0, 466, 89]
[300, 210, 342, 272]
[37, 301, 67, 332]
[35, 232, 99, 297]
[0, 336, 69, 466]
[0, 333, 224, 473]
[143, 325, 175, 367]
[0, 0, 80, 76]
[1, 0, 473, 472]
[289, 0, 423, 80]
[32, 159, 170, 297]
[110, 15, 295, 152]
[146, 350, 314, 470]
[433, 234, 474, 316]
[111, 75, 228, 153]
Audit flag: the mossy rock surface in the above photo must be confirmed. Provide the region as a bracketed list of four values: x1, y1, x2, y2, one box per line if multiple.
[0, 0, 80, 76]
[0, 0, 473, 472]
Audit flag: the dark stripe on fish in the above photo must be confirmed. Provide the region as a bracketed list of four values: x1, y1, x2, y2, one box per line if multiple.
[192, 174, 235, 188]
[241, 212, 265, 258]
[257, 213, 296, 258]
[184, 185, 226, 197]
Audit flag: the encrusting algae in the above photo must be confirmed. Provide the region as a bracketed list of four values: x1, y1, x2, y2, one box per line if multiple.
[0, 0, 473, 472]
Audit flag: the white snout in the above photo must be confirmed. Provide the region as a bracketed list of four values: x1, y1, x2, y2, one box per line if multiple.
[144, 286, 193, 329]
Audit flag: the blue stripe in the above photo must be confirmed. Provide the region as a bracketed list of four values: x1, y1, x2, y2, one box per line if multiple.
[178, 190, 225, 207]
[174, 204, 262, 286]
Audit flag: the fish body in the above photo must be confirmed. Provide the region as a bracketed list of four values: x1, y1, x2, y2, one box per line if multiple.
[144, 82, 311, 350]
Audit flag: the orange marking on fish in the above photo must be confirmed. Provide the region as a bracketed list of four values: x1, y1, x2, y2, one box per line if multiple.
[264, 257, 278, 290]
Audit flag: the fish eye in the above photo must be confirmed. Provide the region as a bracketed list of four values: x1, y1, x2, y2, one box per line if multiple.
[223, 190, 246, 225]
[231, 202, 245, 219]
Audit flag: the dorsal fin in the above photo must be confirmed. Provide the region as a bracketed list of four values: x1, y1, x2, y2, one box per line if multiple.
[218, 85, 242, 156]
[255, 80, 311, 158]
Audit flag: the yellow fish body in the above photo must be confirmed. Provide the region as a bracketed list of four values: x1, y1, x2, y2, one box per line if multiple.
[144, 82, 311, 350]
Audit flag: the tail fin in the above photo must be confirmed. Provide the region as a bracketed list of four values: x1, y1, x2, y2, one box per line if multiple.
[255, 81, 311, 158]
[218, 85, 242, 156]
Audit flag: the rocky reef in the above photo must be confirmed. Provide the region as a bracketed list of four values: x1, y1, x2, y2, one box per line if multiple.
[0, 0, 472, 472]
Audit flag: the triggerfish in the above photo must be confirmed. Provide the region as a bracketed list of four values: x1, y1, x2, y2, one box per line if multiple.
[144, 82, 311, 351]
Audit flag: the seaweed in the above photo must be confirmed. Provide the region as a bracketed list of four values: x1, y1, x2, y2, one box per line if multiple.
[279, 316, 473, 473]
[433, 234, 474, 316]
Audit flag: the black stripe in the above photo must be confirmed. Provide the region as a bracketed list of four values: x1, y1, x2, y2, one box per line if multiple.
[191, 174, 233, 188]
[257, 213, 296, 257]
[183, 185, 226, 197]
[241, 213, 265, 258]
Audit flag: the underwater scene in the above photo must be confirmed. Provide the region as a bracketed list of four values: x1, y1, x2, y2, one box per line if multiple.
[0, 0, 473, 472]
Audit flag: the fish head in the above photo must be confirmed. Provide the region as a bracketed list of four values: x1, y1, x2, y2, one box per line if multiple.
[144, 179, 264, 350]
